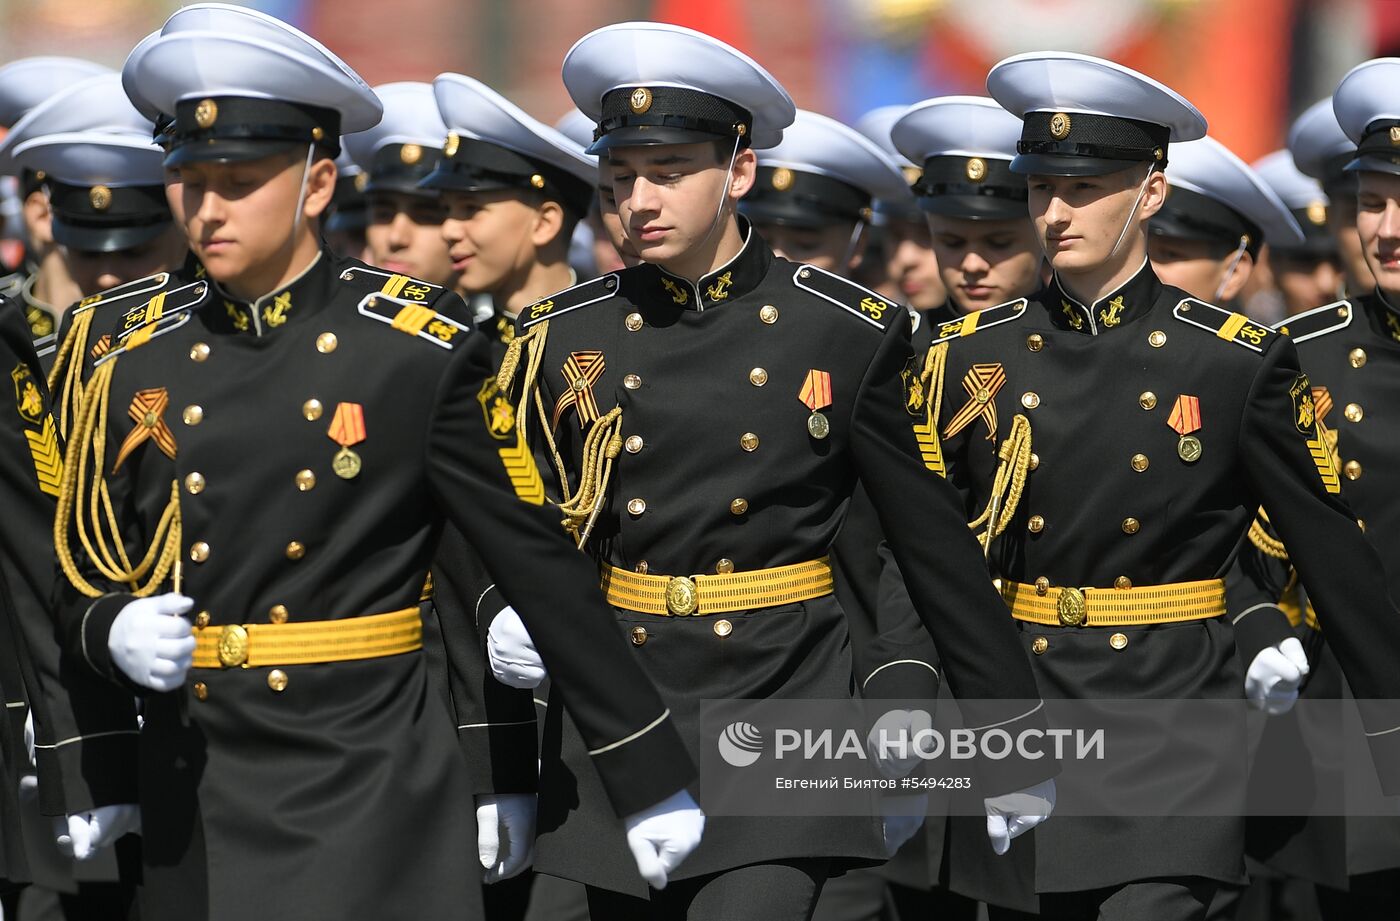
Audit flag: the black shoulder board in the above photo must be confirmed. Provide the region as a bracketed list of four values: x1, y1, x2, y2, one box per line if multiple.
[339, 265, 446, 304]
[1171, 298, 1275, 353]
[1273, 300, 1353, 343]
[358, 292, 471, 350]
[927, 298, 1028, 345]
[98, 280, 209, 365]
[73, 270, 171, 318]
[792, 264, 897, 331]
[520, 273, 621, 329]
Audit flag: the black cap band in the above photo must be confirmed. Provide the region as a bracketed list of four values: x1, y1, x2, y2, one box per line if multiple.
[914, 155, 1028, 219]
[1149, 185, 1262, 255]
[418, 135, 593, 218]
[740, 166, 870, 227]
[1347, 119, 1400, 175]
[1013, 111, 1169, 175]
[365, 143, 444, 196]
[166, 95, 340, 165]
[47, 180, 172, 253]
[590, 86, 752, 153]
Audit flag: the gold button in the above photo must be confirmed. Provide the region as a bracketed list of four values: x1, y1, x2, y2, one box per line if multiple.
[1345, 403, 1363, 423]
[1114, 576, 1132, 590]
[713, 619, 733, 638]
[625, 313, 643, 331]
[285, 541, 306, 560]
[183, 405, 204, 425]
[269, 605, 289, 624]
[740, 432, 759, 452]
[1358, 519, 1366, 532]
[194, 611, 211, 628]
[316, 332, 338, 354]
[624, 374, 642, 390]
[1109, 632, 1129, 650]
[627, 498, 647, 516]
[730, 498, 749, 516]
[190, 342, 211, 362]
[636, 560, 649, 574]
[625, 435, 644, 454]
[1344, 460, 1362, 480]
[1122, 517, 1140, 535]
[716, 559, 735, 574]
[1026, 334, 1044, 352]
[1021, 392, 1040, 409]
[267, 669, 289, 692]
[1139, 392, 1157, 411]
[1034, 576, 1050, 595]
[193, 682, 209, 701]
[295, 469, 316, 491]
[1350, 348, 1367, 369]
[190, 541, 210, 563]
[1029, 452, 1040, 471]
[760, 305, 779, 324]
[1032, 636, 1049, 655]
[1028, 515, 1045, 533]
[749, 368, 768, 387]
[1148, 330, 1166, 348]
[630, 626, 648, 646]
[1131, 453, 1149, 472]
[1337, 305, 1350, 318]
[303, 399, 323, 421]
[185, 472, 206, 495]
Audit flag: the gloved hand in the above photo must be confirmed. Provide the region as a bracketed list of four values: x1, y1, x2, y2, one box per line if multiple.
[23, 709, 34, 768]
[107, 594, 196, 691]
[623, 789, 705, 890]
[476, 793, 536, 882]
[985, 778, 1056, 856]
[486, 606, 546, 689]
[880, 792, 927, 856]
[866, 708, 933, 779]
[1245, 637, 1310, 716]
[54, 804, 141, 860]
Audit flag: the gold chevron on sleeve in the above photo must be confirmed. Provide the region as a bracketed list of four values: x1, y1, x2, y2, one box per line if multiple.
[1307, 436, 1341, 494]
[498, 436, 545, 505]
[25, 416, 61, 497]
[912, 409, 946, 477]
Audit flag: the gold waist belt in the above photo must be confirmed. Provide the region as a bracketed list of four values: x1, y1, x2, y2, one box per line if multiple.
[1003, 578, 1226, 627]
[193, 607, 422, 669]
[602, 558, 834, 617]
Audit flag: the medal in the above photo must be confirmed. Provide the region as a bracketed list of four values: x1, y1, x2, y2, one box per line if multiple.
[328, 402, 366, 480]
[807, 412, 830, 440]
[799, 369, 834, 441]
[1166, 395, 1202, 465]
[1176, 434, 1202, 463]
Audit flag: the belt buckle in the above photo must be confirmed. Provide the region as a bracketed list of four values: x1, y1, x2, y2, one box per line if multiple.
[1056, 587, 1087, 627]
[218, 624, 250, 667]
[665, 576, 699, 617]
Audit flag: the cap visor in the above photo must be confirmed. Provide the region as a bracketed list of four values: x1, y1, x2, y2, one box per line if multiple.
[586, 125, 731, 156]
[1010, 153, 1146, 177]
[416, 168, 515, 194]
[53, 219, 171, 254]
[1344, 154, 1400, 177]
[164, 139, 303, 169]
[1146, 215, 1236, 252]
[363, 177, 442, 197]
[325, 210, 369, 233]
[919, 195, 1030, 220]
[739, 199, 854, 230]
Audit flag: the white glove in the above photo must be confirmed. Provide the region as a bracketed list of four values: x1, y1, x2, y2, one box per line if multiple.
[880, 792, 927, 856]
[107, 594, 196, 691]
[985, 778, 1056, 856]
[1245, 637, 1310, 716]
[54, 804, 141, 860]
[623, 789, 705, 890]
[867, 708, 933, 779]
[476, 793, 536, 882]
[486, 606, 546, 689]
[23, 709, 34, 768]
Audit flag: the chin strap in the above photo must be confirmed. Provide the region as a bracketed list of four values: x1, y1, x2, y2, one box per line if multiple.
[1107, 166, 1154, 260]
[290, 142, 316, 239]
[1213, 235, 1250, 302]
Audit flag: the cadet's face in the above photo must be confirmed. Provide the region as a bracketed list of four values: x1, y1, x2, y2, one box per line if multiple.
[1147, 234, 1252, 302]
[439, 189, 540, 296]
[595, 178, 640, 269]
[1272, 251, 1343, 314]
[1028, 167, 1158, 274]
[927, 214, 1041, 314]
[755, 221, 856, 271]
[1356, 171, 1400, 296]
[607, 142, 737, 264]
[365, 191, 454, 287]
[62, 225, 187, 296]
[1327, 194, 1372, 291]
[882, 218, 945, 312]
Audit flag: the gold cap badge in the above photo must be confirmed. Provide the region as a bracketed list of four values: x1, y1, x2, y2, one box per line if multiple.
[771, 167, 794, 191]
[400, 143, 422, 165]
[1306, 201, 1327, 225]
[901, 164, 922, 186]
[1391, 126, 1400, 146]
[966, 157, 987, 182]
[88, 185, 112, 211]
[1049, 112, 1072, 140]
[530, 173, 546, 189]
[353, 172, 368, 192]
[443, 132, 460, 158]
[194, 98, 218, 129]
[629, 87, 653, 114]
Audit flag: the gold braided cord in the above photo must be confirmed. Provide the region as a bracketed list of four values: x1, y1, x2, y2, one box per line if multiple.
[47, 308, 95, 441]
[922, 341, 949, 431]
[557, 408, 623, 547]
[969, 413, 1033, 549]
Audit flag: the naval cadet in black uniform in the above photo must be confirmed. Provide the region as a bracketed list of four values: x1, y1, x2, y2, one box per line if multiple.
[483, 21, 1056, 920]
[875, 50, 1400, 920]
[1289, 98, 1375, 299]
[45, 16, 702, 921]
[1253, 151, 1344, 317]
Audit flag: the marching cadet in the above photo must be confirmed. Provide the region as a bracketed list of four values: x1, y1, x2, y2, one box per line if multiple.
[344, 82, 456, 289]
[45, 15, 703, 921]
[323, 150, 369, 260]
[482, 21, 1056, 920]
[1252, 150, 1344, 316]
[1146, 135, 1304, 310]
[1228, 57, 1400, 920]
[1289, 98, 1374, 297]
[0, 57, 112, 335]
[872, 50, 1400, 921]
[738, 109, 909, 278]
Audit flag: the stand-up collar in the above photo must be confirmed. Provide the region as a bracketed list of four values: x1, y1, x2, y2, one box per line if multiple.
[1363, 287, 1400, 343]
[647, 218, 771, 311]
[1045, 258, 1161, 335]
[206, 248, 333, 337]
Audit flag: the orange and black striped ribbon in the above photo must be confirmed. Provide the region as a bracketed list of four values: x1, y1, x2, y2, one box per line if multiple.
[942, 364, 1005, 441]
[552, 350, 606, 431]
[113, 387, 177, 472]
[1167, 394, 1202, 435]
[328, 402, 367, 448]
[798, 369, 833, 411]
[1310, 386, 1332, 424]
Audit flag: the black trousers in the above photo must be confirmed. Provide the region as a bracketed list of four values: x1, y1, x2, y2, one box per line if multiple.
[988, 878, 1218, 921]
[585, 859, 830, 921]
[1317, 869, 1400, 921]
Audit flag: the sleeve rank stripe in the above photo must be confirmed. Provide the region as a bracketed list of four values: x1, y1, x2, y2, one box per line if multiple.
[498, 437, 545, 505]
[520, 274, 621, 329]
[791, 265, 889, 330]
[25, 416, 61, 497]
[1273, 300, 1354, 343]
[1308, 436, 1342, 493]
[928, 298, 1027, 345]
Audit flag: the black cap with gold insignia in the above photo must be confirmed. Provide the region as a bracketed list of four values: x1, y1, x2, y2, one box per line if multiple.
[326, 150, 369, 234]
[344, 82, 447, 197]
[1333, 58, 1400, 177]
[891, 95, 1029, 220]
[1252, 150, 1337, 259]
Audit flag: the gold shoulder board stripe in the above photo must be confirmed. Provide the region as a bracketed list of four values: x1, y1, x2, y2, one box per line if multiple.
[337, 265, 444, 301]
[1274, 300, 1352, 343]
[928, 298, 1027, 345]
[1172, 298, 1274, 353]
[520, 274, 620, 329]
[358, 293, 470, 350]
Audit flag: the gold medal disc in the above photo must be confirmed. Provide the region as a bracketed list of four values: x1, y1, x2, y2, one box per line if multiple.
[333, 446, 362, 479]
[807, 412, 830, 440]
